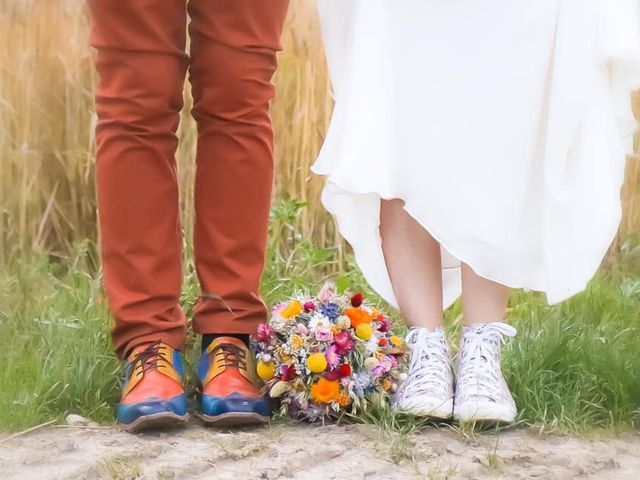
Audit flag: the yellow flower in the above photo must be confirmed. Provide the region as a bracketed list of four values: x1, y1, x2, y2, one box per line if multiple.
[281, 300, 303, 319]
[291, 334, 304, 350]
[310, 378, 340, 403]
[390, 336, 403, 347]
[307, 353, 328, 373]
[256, 361, 276, 380]
[355, 323, 374, 340]
[382, 378, 393, 391]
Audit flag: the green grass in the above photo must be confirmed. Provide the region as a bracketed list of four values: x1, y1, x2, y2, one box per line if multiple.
[1, 202, 639, 434]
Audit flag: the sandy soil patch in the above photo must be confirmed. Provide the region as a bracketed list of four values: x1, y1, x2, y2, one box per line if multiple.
[0, 422, 638, 480]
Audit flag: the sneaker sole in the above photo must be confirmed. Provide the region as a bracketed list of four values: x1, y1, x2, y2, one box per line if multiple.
[395, 398, 454, 420]
[198, 411, 270, 427]
[119, 412, 189, 433]
[453, 402, 516, 424]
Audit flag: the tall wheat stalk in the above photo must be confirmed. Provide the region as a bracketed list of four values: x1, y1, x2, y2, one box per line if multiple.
[0, 0, 638, 266]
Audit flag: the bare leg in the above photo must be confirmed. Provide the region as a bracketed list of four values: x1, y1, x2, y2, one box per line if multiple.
[380, 199, 444, 330]
[461, 263, 510, 325]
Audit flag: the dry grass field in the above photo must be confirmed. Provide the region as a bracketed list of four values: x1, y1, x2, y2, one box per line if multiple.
[1, 0, 639, 267]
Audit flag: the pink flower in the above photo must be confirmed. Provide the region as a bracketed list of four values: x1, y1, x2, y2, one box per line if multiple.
[315, 328, 333, 342]
[296, 323, 310, 335]
[333, 331, 354, 354]
[256, 323, 274, 342]
[303, 301, 316, 312]
[325, 344, 342, 368]
[317, 282, 336, 303]
[272, 302, 288, 316]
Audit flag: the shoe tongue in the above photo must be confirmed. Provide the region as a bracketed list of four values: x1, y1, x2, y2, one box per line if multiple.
[209, 336, 247, 353]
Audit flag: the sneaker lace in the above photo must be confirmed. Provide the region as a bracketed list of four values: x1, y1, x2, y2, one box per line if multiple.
[457, 322, 516, 402]
[397, 328, 451, 401]
[212, 343, 248, 371]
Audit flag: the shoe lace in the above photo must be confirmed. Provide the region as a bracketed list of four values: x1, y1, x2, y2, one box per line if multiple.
[212, 343, 248, 371]
[456, 322, 516, 402]
[129, 341, 171, 377]
[396, 328, 451, 401]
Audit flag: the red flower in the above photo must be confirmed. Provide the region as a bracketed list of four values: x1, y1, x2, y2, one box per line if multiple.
[379, 338, 388, 347]
[281, 364, 297, 381]
[324, 368, 341, 381]
[303, 301, 316, 312]
[351, 293, 364, 307]
[339, 364, 352, 377]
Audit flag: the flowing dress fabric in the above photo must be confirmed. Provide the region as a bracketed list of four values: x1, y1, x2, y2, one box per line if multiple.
[313, 0, 640, 309]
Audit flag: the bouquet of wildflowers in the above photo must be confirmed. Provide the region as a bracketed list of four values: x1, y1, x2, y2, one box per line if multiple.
[255, 283, 408, 421]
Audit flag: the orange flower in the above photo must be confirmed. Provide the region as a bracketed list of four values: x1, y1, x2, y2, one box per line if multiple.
[291, 334, 304, 350]
[345, 307, 373, 328]
[310, 378, 340, 404]
[382, 378, 393, 391]
[336, 392, 351, 406]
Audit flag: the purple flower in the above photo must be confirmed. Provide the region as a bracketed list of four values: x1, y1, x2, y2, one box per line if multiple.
[371, 356, 393, 378]
[371, 363, 387, 378]
[377, 319, 390, 333]
[386, 354, 398, 369]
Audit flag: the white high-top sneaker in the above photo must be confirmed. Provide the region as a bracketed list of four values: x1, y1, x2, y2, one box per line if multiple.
[393, 327, 454, 419]
[453, 322, 517, 423]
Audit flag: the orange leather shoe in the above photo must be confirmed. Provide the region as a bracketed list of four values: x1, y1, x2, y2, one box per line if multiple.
[116, 341, 189, 431]
[197, 336, 270, 426]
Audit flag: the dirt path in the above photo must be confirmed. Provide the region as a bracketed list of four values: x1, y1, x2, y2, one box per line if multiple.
[1, 422, 638, 480]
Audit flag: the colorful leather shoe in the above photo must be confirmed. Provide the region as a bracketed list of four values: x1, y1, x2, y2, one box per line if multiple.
[197, 336, 271, 426]
[116, 341, 189, 431]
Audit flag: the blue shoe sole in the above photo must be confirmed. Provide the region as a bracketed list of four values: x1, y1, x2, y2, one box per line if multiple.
[117, 394, 189, 432]
[119, 411, 189, 432]
[199, 392, 271, 427]
[198, 411, 269, 427]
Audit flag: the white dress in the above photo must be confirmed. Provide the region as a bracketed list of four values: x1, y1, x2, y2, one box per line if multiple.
[313, 0, 640, 308]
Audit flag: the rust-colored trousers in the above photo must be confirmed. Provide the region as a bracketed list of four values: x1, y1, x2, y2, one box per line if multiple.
[88, 0, 289, 359]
